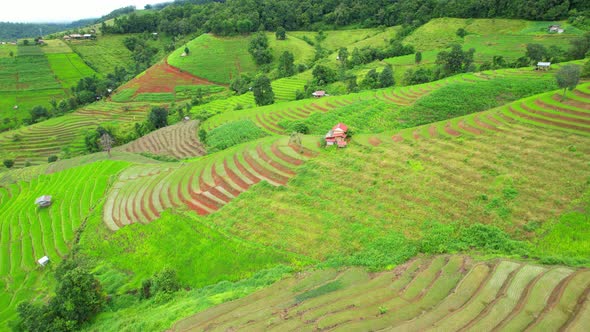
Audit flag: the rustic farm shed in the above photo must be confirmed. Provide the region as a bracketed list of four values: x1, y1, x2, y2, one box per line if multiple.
[35, 195, 52, 207]
[37, 256, 49, 266]
[537, 62, 551, 70]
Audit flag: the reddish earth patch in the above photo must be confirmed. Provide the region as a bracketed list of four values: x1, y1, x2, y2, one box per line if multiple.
[552, 94, 590, 110]
[473, 116, 499, 131]
[573, 89, 590, 99]
[243, 151, 289, 185]
[120, 59, 220, 95]
[256, 145, 296, 175]
[429, 125, 438, 138]
[368, 137, 382, 146]
[223, 159, 251, 190]
[519, 103, 590, 126]
[392, 134, 403, 142]
[534, 99, 590, 118]
[288, 143, 317, 157]
[271, 144, 304, 165]
[233, 155, 261, 184]
[458, 120, 483, 135]
[211, 164, 242, 196]
[508, 106, 590, 132]
[311, 103, 329, 112]
[444, 123, 461, 136]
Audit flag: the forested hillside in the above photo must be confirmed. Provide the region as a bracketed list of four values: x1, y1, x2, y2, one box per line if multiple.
[0, 20, 95, 40]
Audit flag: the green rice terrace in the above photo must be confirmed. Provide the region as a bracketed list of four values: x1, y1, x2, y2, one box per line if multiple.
[0, 10, 589, 332]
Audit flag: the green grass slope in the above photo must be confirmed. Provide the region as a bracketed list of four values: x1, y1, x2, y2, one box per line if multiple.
[168, 33, 314, 84]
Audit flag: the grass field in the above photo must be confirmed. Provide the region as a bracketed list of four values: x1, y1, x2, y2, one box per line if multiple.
[171, 255, 590, 331]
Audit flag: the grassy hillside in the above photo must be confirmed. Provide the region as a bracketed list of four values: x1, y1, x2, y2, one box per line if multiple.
[172, 255, 590, 331]
[168, 33, 315, 84]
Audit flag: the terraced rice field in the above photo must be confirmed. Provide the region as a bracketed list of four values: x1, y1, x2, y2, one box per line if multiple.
[117, 120, 206, 159]
[103, 136, 319, 230]
[113, 59, 221, 102]
[0, 161, 128, 326]
[171, 255, 590, 331]
[201, 75, 465, 135]
[0, 102, 149, 167]
[358, 82, 590, 145]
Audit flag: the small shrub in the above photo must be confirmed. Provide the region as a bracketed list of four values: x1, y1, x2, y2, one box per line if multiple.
[3, 159, 14, 168]
[48, 155, 58, 163]
[379, 306, 388, 315]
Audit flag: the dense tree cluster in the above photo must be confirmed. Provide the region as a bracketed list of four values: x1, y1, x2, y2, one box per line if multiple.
[16, 260, 105, 332]
[0, 20, 93, 40]
[100, 0, 590, 37]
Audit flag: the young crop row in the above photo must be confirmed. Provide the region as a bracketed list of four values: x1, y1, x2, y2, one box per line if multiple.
[171, 255, 590, 331]
[358, 82, 590, 146]
[0, 103, 150, 166]
[117, 120, 206, 159]
[0, 161, 128, 326]
[103, 136, 318, 230]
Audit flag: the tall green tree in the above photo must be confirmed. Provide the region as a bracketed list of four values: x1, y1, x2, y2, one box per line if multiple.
[248, 32, 272, 65]
[526, 43, 548, 63]
[252, 75, 274, 106]
[338, 47, 349, 69]
[275, 26, 286, 40]
[361, 69, 380, 89]
[379, 65, 395, 88]
[312, 65, 337, 85]
[148, 106, 168, 129]
[277, 51, 295, 77]
[415, 51, 422, 64]
[556, 64, 581, 100]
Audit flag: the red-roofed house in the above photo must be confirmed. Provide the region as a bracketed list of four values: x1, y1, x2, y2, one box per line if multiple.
[312, 90, 326, 98]
[325, 123, 348, 147]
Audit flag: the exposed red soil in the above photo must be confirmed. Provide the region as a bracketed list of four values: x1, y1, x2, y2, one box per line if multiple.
[288, 143, 317, 157]
[368, 137, 382, 146]
[256, 145, 296, 175]
[428, 125, 438, 138]
[233, 155, 262, 184]
[573, 89, 590, 99]
[413, 131, 421, 140]
[392, 134, 404, 142]
[311, 103, 329, 112]
[189, 169, 222, 210]
[520, 103, 590, 126]
[458, 120, 483, 135]
[474, 116, 499, 131]
[256, 114, 284, 134]
[177, 183, 209, 215]
[211, 164, 242, 196]
[223, 159, 251, 190]
[271, 144, 304, 165]
[534, 99, 590, 118]
[121, 59, 219, 95]
[243, 151, 289, 185]
[444, 123, 461, 136]
[552, 94, 590, 110]
[509, 106, 590, 132]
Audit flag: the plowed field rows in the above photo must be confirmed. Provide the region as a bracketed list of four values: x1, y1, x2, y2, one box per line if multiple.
[103, 136, 319, 230]
[0, 161, 127, 326]
[171, 256, 590, 331]
[117, 120, 206, 159]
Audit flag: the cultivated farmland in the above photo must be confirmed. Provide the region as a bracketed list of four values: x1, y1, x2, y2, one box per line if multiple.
[172, 255, 590, 332]
[0, 161, 129, 326]
[116, 120, 206, 158]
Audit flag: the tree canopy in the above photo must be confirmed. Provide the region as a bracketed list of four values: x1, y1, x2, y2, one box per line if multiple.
[252, 75, 275, 106]
[556, 64, 582, 99]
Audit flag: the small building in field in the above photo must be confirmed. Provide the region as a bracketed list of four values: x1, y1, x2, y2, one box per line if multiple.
[83, 34, 93, 39]
[548, 25, 564, 33]
[37, 256, 49, 266]
[70, 34, 82, 39]
[325, 123, 349, 148]
[537, 62, 551, 70]
[312, 90, 327, 98]
[35, 195, 52, 207]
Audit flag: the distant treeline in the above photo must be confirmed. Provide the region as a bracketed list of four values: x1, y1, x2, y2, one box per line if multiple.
[0, 19, 95, 40]
[101, 0, 590, 36]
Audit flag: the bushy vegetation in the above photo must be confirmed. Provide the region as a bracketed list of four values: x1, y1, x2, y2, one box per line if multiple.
[205, 119, 267, 152]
